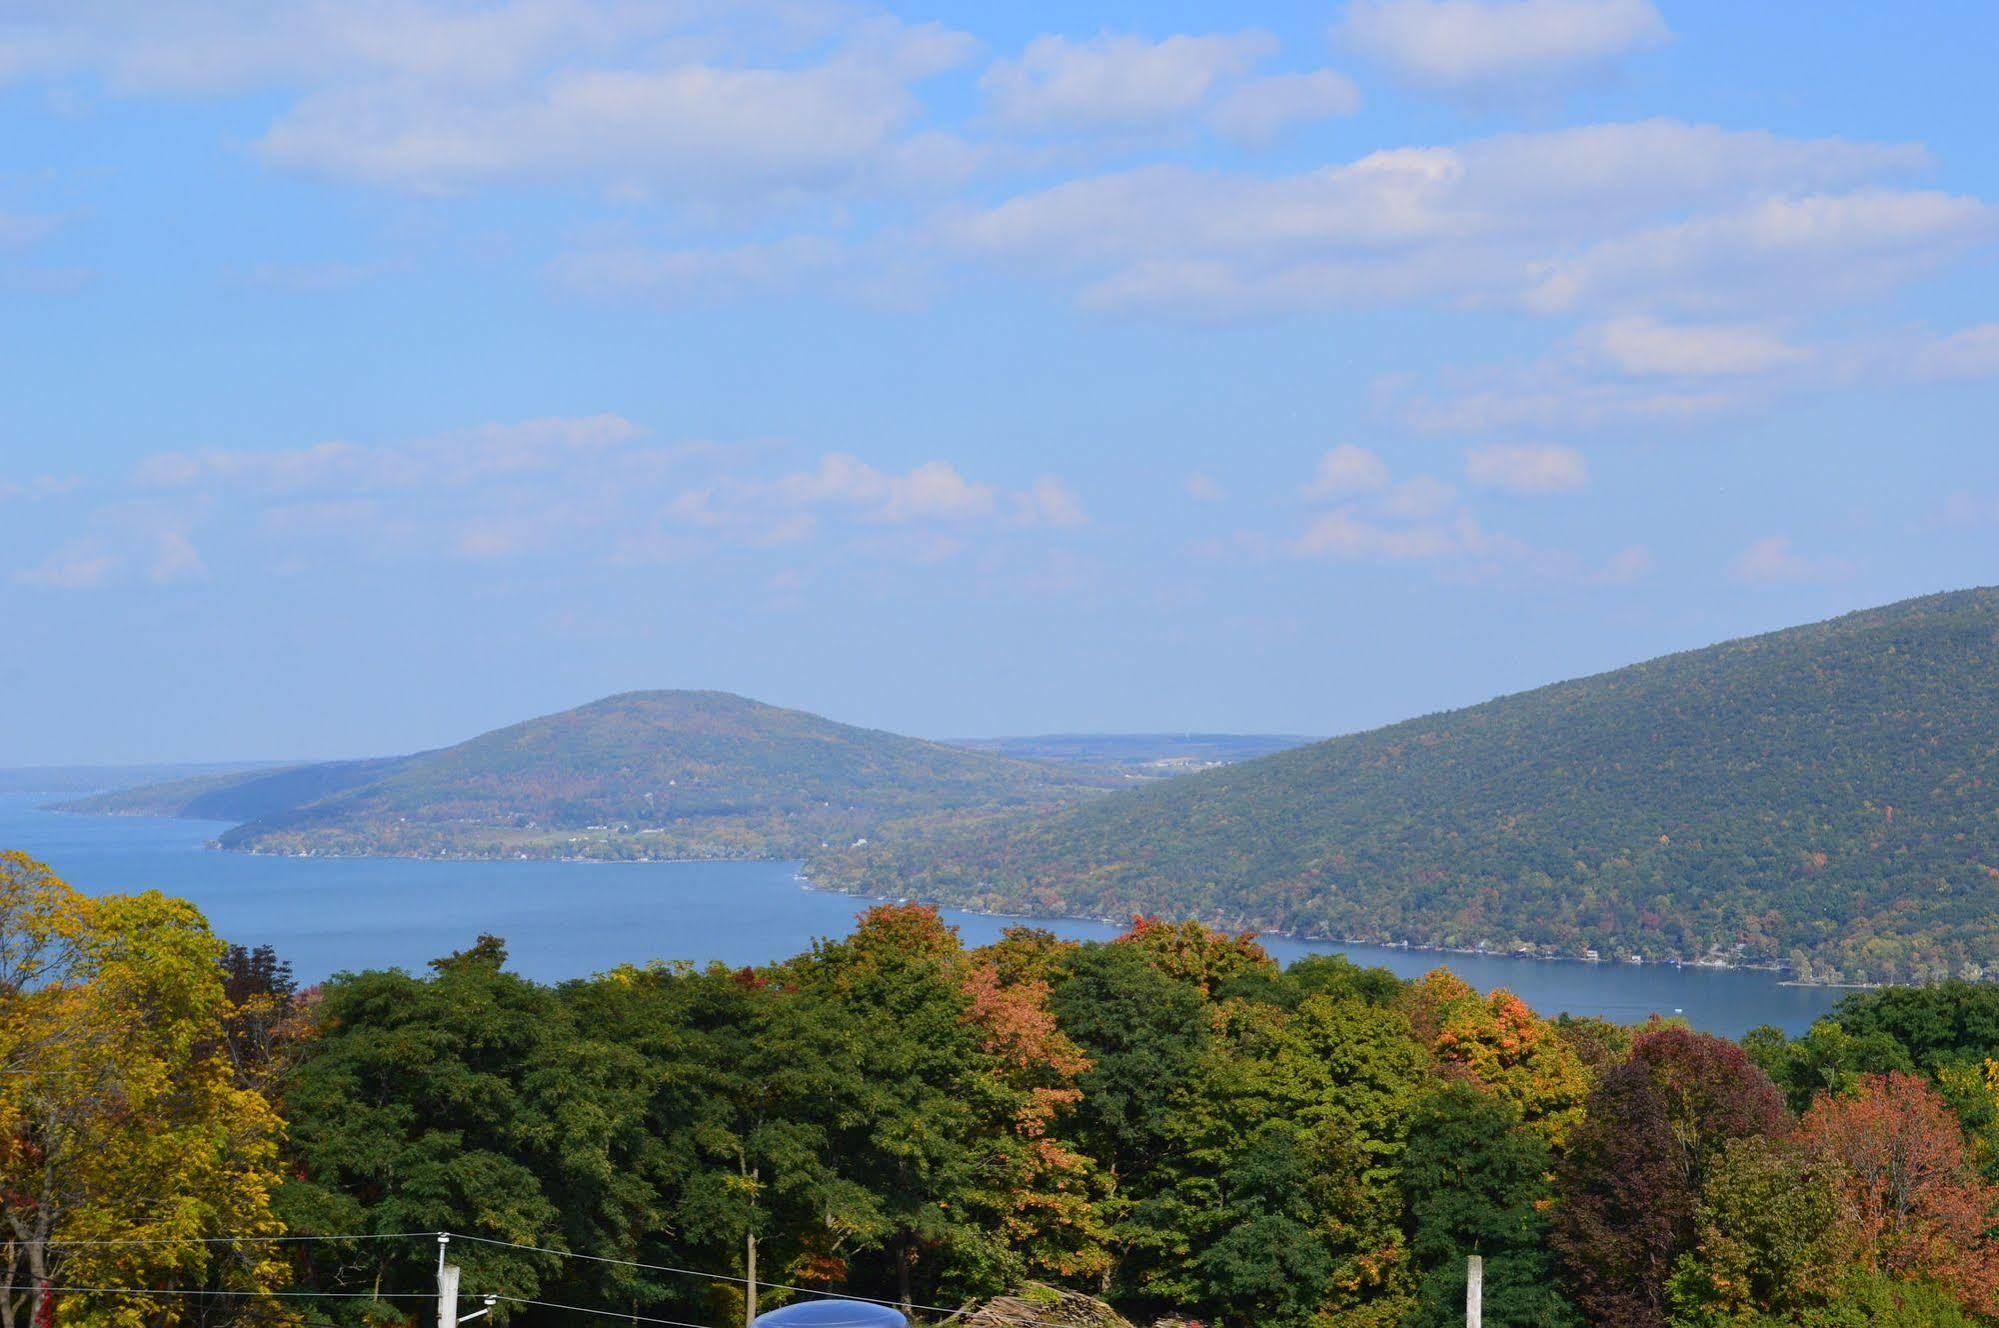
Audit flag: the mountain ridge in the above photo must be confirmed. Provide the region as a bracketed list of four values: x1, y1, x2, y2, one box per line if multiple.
[809, 587, 1999, 985]
[59, 690, 1123, 861]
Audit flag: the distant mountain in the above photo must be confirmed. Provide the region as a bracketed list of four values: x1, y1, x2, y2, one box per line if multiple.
[58, 691, 1117, 861]
[944, 733, 1317, 777]
[811, 588, 1999, 986]
[0, 762, 280, 797]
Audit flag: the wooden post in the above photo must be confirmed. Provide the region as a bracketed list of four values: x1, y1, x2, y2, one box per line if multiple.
[1465, 1254, 1482, 1328]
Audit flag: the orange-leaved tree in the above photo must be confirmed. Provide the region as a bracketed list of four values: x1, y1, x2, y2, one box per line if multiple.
[1403, 970, 1588, 1147]
[1798, 1070, 1999, 1315]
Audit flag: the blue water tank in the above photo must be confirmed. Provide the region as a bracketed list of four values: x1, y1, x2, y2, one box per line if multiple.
[752, 1299, 909, 1328]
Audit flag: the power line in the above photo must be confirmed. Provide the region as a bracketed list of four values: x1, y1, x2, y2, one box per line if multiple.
[490, 1294, 721, 1328]
[44, 1231, 429, 1248]
[445, 1234, 1055, 1328]
[34, 1229, 1067, 1328]
[32, 1287, 431, 1299]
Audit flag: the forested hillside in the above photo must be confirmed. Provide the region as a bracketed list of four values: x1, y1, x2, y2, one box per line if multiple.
[61, 691, 1116, 860]
[14, 851, 1999, 1328]
[815, 588, 1999, 984]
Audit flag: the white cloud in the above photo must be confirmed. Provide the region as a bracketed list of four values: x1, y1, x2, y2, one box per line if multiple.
[1341, 0, 1667, 94]
[1184, 471, 1227, 502]
[1303, 445, 1391, 499]
[1525, 191, 1994, 316]
[137, 414, 648, 492]
[757, 453, 996, 524]
[948, 121, 1945, 320]
[0, 211, 61, 247]
[980, 31, 1275, 132]
[1016, 475, 1089, 528]
[1913, 323, 1999, 382]
[1464, 443, 1588, 493]
[1393, 367, 1759, 436]
[0, 474, 84, 501]
[0, 0, 685, 96]
[1727, 535, 1850, 585]
[15, 547, 120, 591]
[1393, 312, 1999, 439]
[261, 21, 975, 196]
[119, 417, 1090, 579]
[1287, 447, 1634, 584]
[14, 501, 208, 591]
[1379, 474, 1458, 518]
[1590, 317, 1808, 377]
[4, 5, 976, 202]
[1597, 544, 1655, 584]
[1292, 506, 1463, 561]
[1208, 70, 1362, 144]
[1289, 505, 1652, 586]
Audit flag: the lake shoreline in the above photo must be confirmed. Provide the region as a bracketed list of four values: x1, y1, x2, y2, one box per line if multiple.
[40, 805, 1870, 992]
[1, 794, 1852, 1036]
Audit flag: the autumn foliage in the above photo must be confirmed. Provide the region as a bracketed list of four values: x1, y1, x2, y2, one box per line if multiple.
[17, 869, 1999, 1328]
[1799, 1071, 1999, 1315]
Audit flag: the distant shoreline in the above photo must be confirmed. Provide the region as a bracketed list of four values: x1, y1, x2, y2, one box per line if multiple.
[30, 801, 1879, 991]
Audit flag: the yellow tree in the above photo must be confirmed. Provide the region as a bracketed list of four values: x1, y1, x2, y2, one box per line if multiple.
[1403, 970, 1587, 1147]
[0, 853, 289, 1328]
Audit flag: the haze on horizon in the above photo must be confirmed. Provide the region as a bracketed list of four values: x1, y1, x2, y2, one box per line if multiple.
[1, 0, 1996, 765]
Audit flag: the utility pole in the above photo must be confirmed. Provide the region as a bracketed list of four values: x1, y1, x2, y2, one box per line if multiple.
[1465, 1254, 1482, 1328]
[435, 1234, 498, 1327]
[438, 1235, 460, 1328]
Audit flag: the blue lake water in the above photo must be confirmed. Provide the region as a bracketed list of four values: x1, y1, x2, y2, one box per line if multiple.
[0, 793, 1847, 1036]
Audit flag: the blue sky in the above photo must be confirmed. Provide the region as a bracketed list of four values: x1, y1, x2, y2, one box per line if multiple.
[1, 0, 1996, 763]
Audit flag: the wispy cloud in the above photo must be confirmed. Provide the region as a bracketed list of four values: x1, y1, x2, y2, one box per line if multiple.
[1728, 535, 1852, 586]
[1464, 444, 1588, 494]
[5, 4, 978, 203]
[14, 501, 208, 592]
[981, 32, 1276, 132]
[1184, 472, 1228, 502]
[1288, 447, 1644, 585]
[40, 416, 1092, 587]
[946, 121, 1950, 320]
[1302, 444, 1392, 499]
[1340, 0, 1668, 97]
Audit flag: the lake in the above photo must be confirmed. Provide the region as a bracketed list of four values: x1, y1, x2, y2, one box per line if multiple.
[0, 793, 1846, 1036]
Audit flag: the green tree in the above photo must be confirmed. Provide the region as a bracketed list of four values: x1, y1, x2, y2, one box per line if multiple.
[1666, 1137, 1853, 1326]
[1401, 1085, 1580, 1328]
[275, 937, 604, 1321]
[1189, 1123, 1332, 1328]
[1048, 940, 1213, 1303]
[780, 905, 1099, 1311]
[569, 963, 882, 1326]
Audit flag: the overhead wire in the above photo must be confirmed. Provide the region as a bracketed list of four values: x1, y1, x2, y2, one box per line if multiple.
[31, 1228, 1064, 1328]
[43, 1232, 432, 1248]
[446, 1233, 1055, 1328]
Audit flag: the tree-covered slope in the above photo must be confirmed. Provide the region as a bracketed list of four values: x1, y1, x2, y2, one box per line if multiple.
[812, 588, 1999, 984]
[59, 757, 413, 822]
[65, 691, 1116, 861]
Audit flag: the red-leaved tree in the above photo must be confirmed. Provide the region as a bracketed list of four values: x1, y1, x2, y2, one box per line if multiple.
[1552, 1026, 1789, 1328]
[1798, 1071, 1999, 1316]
